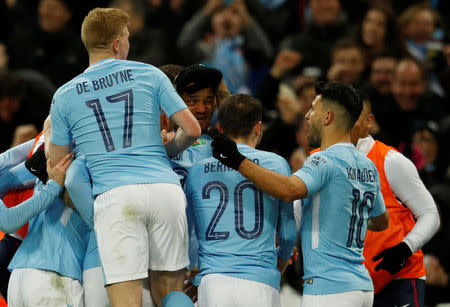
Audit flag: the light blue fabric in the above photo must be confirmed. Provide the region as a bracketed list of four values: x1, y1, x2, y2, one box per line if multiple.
[293, 143, 386, 295]
[8, 181, 90, 282]
[0, 139, 34, 175]
[186, 144, 296, 291]
[210, 37, 246, 94]
[50, 58, 186, 195]
[0, 162, 35, 198]
[162, 291, 194, 307]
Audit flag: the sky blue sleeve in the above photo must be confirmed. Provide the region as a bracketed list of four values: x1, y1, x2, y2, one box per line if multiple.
[292, 152, 333, 196]
[0, 139, 34, 175]
[0, 162, 36, 198]
[65, 159, 94, 229]
[370, 183, 386, 217]
[49, 97, 72, 146]
[275, 158, 297, 260]
[157, 72, 187, 117]
[0, 180, 62, 234]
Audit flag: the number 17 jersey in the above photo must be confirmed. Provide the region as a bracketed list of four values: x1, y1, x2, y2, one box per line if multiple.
[293, 143, 386, 295]
[50, 58, 187, 195]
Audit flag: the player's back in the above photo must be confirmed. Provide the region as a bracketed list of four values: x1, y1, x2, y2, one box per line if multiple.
[186, 144, 295, 290]
[51, 59, 184, 195]
[298, 143, 384, 295]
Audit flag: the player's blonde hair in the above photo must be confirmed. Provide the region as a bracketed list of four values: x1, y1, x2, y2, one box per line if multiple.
[81, 8, 129, 54]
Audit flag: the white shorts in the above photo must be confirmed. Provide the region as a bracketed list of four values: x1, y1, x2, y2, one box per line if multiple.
[94, 183, 190, 284]
[301, 290, 373, 307]
[7, 268, 84, 307]
[198, 274, 280, 307]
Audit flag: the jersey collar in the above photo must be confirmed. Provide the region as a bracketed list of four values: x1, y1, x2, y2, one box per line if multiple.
[325, 142, 355, 151]
[84, 58, 116, 72]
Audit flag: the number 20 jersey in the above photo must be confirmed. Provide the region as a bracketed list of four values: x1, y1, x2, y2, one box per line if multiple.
[294, 143, 386, 295]
[50, 58, 187, 195]
[185, 144, 297, 290]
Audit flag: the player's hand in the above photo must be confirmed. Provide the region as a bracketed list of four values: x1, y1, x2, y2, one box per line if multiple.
[47, 152, 74, 187]
[161, 129, 176, 145]
[184, 267, 199, 303]
[211, 134, 246, 170]
[373, 242, 413, 275]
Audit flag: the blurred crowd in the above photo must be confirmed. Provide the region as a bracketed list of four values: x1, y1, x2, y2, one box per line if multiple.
[0, 0, 449, 305]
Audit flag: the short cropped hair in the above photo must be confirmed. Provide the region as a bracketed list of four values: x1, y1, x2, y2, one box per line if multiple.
[315, 81, 362, 129]
[219, 94, 262, 139]
[81, 8, 129, 53]
[159, 64, 185, 84]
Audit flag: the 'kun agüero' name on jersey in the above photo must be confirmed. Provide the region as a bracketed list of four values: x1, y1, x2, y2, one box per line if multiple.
[346, 167, 377, 183]
[204, 158, 260, 174]
[75, 69, 134, 95]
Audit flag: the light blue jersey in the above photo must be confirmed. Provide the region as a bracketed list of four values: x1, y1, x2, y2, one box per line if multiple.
[65, 158, 101, 271]
[8, 181, 91, 282]
[185, 144, 297, 290]
[170, 134, 213, 187]
[50, 58, 187, 195]
[170, 134, 212, 268]
[293, 143, 386, 295]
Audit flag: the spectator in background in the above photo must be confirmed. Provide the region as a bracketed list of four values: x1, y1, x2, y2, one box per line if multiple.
[327, 39, 366, 86]
[177, 0, 273, 94]
[110, 0, 168, 66]
[279, 0, 351, 79]
[0, 43, 7, 72]
[398, 4, 444, 96]
[379, 58, 443, 148]
[354, 6, 402, 67]
[410, 121, 449, 188]
[289, 117, 312, 172]
[6, 0, 87, 86]
[258, 80, 316, 160]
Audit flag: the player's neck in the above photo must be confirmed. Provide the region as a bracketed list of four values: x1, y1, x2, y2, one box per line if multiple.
[232, 136, 256, 149]
[89, 52, 117, 66]
[320, 129, 352, 151]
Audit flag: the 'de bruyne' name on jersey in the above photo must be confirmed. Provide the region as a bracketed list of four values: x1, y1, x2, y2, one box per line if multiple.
[75, 69, 134, 94]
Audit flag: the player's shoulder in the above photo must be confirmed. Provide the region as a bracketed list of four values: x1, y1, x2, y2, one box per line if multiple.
[241, 146, 290, 173]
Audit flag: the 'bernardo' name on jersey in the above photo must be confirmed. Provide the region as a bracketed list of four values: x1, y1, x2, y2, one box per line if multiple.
[75, 69, 134, 95]
[204, 158, 259, 174]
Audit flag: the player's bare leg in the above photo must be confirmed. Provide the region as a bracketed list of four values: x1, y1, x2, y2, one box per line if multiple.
[106, 279, 143, 307]
[149, 269, 185, 306]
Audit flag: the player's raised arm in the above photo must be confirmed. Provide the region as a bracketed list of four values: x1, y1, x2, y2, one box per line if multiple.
[165, 108, 201, 157]
[0, 152, 72, 234]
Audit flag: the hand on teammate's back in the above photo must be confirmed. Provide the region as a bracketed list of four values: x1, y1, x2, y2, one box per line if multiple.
[211, 134, 245, 170]
[46, 152, 73, 187]
[373, 242, 413, 275]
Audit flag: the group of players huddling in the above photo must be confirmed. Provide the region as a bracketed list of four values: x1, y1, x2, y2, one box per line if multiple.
[0, 7, 440, 307]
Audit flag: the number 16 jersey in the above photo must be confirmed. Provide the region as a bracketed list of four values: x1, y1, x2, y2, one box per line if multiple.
[50, 58, 187, 195]
[293, 143, 386, 295]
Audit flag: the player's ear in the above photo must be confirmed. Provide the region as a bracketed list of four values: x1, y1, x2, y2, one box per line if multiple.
[217, 123, 224, 134]
[323, 110, 333, 126]
[112, 38, 120, 54]
[254, 121, 262, 137]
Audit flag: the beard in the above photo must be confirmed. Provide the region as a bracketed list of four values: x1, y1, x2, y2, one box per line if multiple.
[308, 133, 321, 149]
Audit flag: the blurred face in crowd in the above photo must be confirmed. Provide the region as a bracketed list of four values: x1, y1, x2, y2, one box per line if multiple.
[412, 128, 438, 166]
[405, 9, 434, 44]
[38, 0, 72, 32]
[112, 2, 144, 36]
[212, 6, 242, 38]
[392, 60, 425, 111]
[181, 88, 216, 132]
[297, 85, 316, 115]
[332, 47, 365, 84]
[0, 97, 20, 123]
[362, 9, 387, 49]
[370, 57, 396, 95]
[310, 0, 340, 26]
